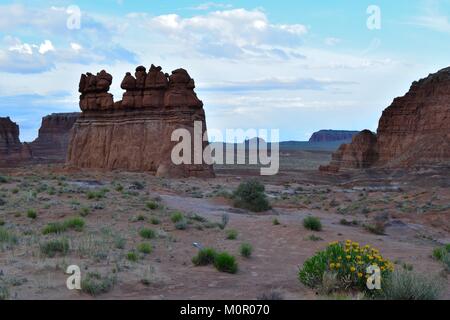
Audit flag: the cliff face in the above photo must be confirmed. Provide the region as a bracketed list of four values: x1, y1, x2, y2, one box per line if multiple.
[321, 67, 450, 172]
[0, 117, 32, 166]
[67, 65, 215, 178]
[30, 113, 80, 163]
[309, 130, 359, 143]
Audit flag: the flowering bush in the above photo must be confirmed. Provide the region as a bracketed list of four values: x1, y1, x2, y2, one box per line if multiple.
[299, 240, 394, 293]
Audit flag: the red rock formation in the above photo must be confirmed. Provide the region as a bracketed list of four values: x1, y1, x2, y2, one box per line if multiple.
[319, 130, 378, 172]
[30, 113, 80, 163]
[321, 67, 450, 172]
[0, 117, 31, 166]
[68, 65, 215, 178]
[309, 130, 359, 143]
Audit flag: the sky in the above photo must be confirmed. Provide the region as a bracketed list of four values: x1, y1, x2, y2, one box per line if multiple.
[0, 0, 450, 142]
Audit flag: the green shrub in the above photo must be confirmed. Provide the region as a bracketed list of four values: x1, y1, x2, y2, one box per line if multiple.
[137, 243, 152, 254]
[340, 218, 358, 226]
[272, 218, 280, 226]
[146, 201, 159, 210]
[364, 222, 385, 235]
[214, 252, 238, 274]
[63, 217, 85, 231]
[11, 188, 19, 194]
[240, 243, 253, 258]
[42, 217, 85, 234]
[233, 180, 271, 212]
[226, 229, 238, 240]
[442, 254, 450, 272]
[298, 240, 394, 294]
[79, 206, 91, 217]
[303, 216, 322, 231]
[0, 176, 9, 183]
[192, 248, 217, 266]
[40, 238, 69, 257]
[114, 236, 126, 249]
[27, 209, 37, 219]
[87, 190, 106, 200]
[0, 227, 18, 245]
[0, 220, 4, 226]
[127, 251, 139, 262]
[42, 222, 66, 234]
[115, 184, 124, 192]
[171, 211, 184, 223]
[175, 219, 188, 230]
[432, 244, 450, 261]
[382, 270, 443, 300]
[139, 228, 156, 239]
[150, 217, 160, 225]
[307, 234, 323, 241]
[131, 181, 145, 190]
[81, 272, 116, 296]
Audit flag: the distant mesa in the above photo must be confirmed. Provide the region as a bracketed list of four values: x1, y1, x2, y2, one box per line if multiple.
[321, 66, 450, 172]
[68, 65, 214, 178]
[309, 130, 359, 143]
[0, 113, 80, 167]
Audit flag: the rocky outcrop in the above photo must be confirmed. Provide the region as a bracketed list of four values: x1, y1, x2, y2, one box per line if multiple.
[30, 113, 80, 163]
[319, 130, 378, 172]
[321, 67, 450, 172]
[309, 130, 358, 143]
[0, 117, 32, 166]
[68, 65, 215, 178]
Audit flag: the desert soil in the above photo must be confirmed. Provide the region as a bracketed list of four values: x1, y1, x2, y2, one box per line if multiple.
[0, 151, 449, 300]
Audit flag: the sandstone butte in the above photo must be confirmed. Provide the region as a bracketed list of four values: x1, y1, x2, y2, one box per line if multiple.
[66, 65, 215, 178]
[0, 113, 79, 167]
[320, 66, 450, 172]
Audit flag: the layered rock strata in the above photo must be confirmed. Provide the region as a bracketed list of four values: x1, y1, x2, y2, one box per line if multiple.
[0, 117, 31, 166]
[68, 65, 215, 178]
[320, 67, 450, 172]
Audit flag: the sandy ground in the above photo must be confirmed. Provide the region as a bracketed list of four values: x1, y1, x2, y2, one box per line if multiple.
[0, 155, 449, 300]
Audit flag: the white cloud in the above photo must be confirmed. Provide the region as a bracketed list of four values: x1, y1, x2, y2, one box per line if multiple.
[135, 9, 308, 59]
[70, 42, 82, 52]
[39, 40, 55, 54]
[9, 42, 33, 55]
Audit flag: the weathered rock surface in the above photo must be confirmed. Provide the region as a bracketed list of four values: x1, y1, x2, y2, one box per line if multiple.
[68, 65, 215, 178]
[30, 113, 80, 163]
[319, 130, 378, 172]
[0, 113, 80, 167]
[309, 130, 359, 143]
[321, 67, 450, 172]
[0, 117, 32, 166]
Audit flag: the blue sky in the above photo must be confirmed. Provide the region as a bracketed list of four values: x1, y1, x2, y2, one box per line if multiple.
[0, 0, 450, 141]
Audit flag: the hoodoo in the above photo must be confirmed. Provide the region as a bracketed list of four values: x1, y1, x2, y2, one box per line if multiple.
[67, 65, 215, 178]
